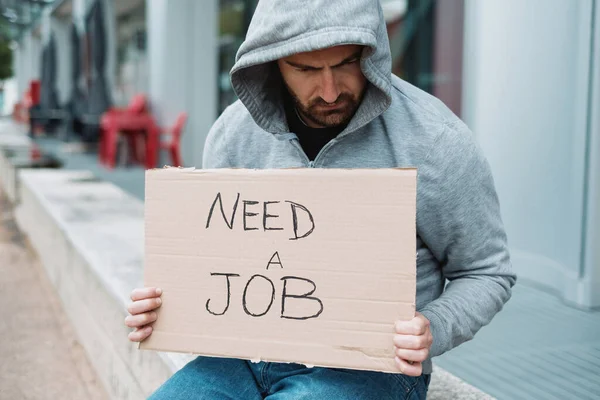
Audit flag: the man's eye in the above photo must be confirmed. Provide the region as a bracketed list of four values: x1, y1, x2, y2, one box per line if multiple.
[296, 67, 314, 72]
[333, 58, 360, 69]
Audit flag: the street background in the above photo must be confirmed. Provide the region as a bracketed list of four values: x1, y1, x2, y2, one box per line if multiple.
[0, 0, 598, 399]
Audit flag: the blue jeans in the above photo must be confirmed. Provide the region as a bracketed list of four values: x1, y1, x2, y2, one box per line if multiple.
[149, 356, 430, 399]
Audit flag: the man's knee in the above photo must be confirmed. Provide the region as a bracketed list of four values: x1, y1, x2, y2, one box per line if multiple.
[149, 357, 261, 400]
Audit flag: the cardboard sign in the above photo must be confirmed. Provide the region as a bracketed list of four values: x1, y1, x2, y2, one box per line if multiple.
[142, 168, 417, 373]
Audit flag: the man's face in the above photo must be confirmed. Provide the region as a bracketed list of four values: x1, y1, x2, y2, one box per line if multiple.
[277, 45, 367, 128]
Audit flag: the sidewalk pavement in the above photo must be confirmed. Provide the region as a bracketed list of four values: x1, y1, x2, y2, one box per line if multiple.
[0, 192, 108, 400]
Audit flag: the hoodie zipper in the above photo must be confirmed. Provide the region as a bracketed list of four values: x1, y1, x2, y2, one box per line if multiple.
[290, 138, 314, 167]
[290, 137, 340, 168]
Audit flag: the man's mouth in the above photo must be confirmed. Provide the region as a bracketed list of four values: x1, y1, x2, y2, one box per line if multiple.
[315, 100, 347, 111]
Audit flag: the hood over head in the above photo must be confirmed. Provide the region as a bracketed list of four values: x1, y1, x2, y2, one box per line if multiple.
[230, 0, 393, 134]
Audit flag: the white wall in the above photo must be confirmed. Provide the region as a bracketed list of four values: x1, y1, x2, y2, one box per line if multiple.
[72, 0, 116, 102]
[14, 31, 42, 99]
[29, 31, 42, 85]
[147, 0, 218, 168]
[582, 2, 600, 308]
[41, 6, 74, 107]
[462, 0, 598, 307]
[103, 0, 116, 103]
[2, 78, 18, 116]
[51, 16, 73, 106]
[72, 0, 87, 31]
[113, 7, 147, 106]
[13, 43, 25, 98]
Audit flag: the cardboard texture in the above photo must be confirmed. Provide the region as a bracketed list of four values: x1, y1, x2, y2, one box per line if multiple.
[142, 168, 417, 373]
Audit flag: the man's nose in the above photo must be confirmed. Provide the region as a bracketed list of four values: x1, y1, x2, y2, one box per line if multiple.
[319, 69, 340, 104]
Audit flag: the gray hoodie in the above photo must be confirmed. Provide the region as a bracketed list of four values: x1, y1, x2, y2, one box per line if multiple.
[203, 0, 516, 374]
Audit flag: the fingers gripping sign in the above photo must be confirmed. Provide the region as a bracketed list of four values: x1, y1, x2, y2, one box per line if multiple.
[125, 287, 163, 343]
[393, 312, 433, 377]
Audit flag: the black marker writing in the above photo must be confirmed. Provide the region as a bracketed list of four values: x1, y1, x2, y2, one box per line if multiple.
[206, 193, 240, 229]
[266, 251, 284, 270]
[206, 273, 240, 315]
[243, 200, 259, 231]
[280, 276, 323, 320]
[263, 201, 283, 231]
[286, 201, 315, 240]
[242, 274, 275, 317]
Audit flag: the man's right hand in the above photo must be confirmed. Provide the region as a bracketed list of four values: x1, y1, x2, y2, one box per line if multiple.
[125, 287, 162, 342]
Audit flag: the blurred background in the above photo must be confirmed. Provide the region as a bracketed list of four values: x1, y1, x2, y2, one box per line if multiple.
[0, 1, 598, 399]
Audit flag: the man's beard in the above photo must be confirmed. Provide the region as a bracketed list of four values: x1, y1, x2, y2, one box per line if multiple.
[287, 86, 365, 128]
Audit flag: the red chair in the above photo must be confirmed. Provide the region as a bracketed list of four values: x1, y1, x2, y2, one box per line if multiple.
[100, 112, 158, 169]
[104, 94, 147, 116]
[99, 95, 157, 169]
[123, 94, 147, 114]
[158, 112, 187, 167]
[29, 80, 41, 106]
[13, 80, 41, 123]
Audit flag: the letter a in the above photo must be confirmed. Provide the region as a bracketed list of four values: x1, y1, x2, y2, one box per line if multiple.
[266, 251, 284, 270]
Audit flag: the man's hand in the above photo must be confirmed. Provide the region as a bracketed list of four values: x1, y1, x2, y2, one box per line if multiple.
[125, 287, 162, 342]
[393, 312, 433, 376]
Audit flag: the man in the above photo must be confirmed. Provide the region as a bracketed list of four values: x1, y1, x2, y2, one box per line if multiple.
[125, 0, 516, 398]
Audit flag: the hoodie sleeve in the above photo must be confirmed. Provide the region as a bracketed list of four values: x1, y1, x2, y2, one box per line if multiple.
[417, 121, 516, 358]
[202, 117, 233, 169]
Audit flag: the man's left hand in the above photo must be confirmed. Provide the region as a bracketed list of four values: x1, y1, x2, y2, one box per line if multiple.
[393, 312, 433, 376]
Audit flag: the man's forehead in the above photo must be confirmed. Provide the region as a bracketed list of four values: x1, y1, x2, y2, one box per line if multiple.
[280, 45, 363, 65]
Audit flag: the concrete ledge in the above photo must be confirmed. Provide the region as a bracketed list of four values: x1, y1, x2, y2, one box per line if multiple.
[9, 168, 492, 399]
[0, 148, 19, 203]
[0, 120, 31, 163]
[0, 120, 31, 203]
[13, 170, 193, 399]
